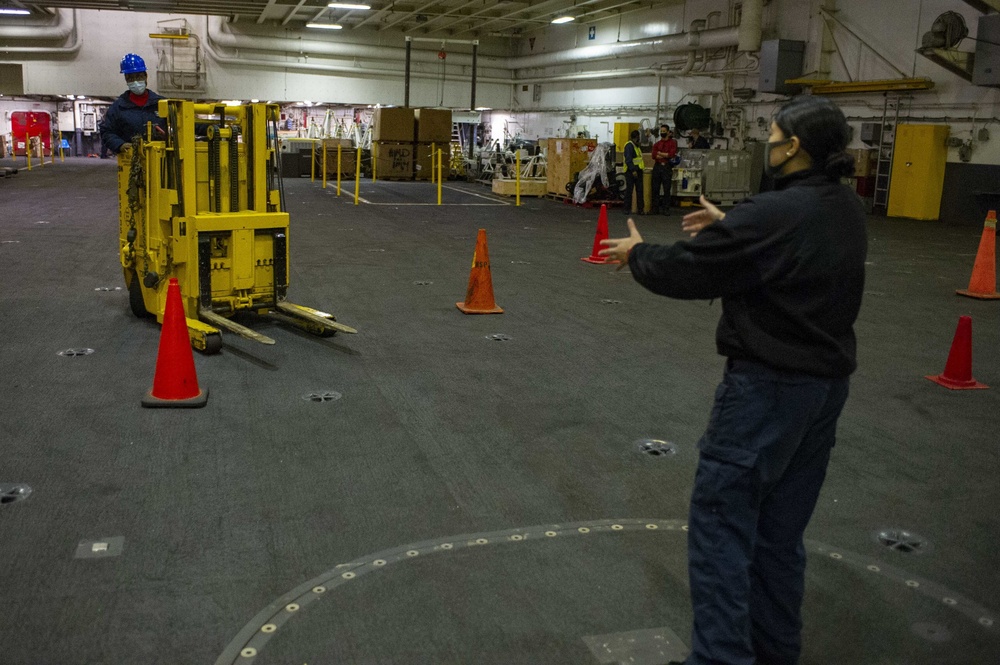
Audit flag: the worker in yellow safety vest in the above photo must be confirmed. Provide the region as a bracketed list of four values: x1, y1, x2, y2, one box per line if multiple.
[623, 129, 645, 215]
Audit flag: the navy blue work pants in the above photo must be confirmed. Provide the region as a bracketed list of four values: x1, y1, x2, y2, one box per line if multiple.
[624, 168, 643, 214]
[687, 359, 850, 665]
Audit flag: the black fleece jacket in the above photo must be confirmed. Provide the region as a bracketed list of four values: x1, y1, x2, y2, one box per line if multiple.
[627, 170, 868, 378]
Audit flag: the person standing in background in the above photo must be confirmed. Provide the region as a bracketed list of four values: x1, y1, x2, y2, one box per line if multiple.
[622, 129, 645, 215]
[650, 124, 678, 215]
[688, 128, 711, 149]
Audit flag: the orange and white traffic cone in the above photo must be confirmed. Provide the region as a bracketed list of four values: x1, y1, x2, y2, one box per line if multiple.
[925, 315, 988, 390]
[142, 278, 209, 407]
[581, 204, 619, 265]
[956, 210, 999, 300]
[456, 229, 504, 315]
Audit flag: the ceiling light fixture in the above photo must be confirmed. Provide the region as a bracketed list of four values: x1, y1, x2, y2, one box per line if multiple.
[307, 22, 343, 29]
[551, 16, 575, 24]
[327, 2, 370, 9]
[0, 8, 31, 14]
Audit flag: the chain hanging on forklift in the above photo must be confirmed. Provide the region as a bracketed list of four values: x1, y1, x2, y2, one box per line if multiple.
[117, 100, 357, 354]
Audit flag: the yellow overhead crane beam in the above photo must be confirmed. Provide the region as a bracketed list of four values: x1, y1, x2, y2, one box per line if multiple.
[784, 77, 935, 95]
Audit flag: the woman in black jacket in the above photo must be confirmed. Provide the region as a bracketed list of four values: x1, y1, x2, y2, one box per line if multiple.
[601, 96, 866, 665]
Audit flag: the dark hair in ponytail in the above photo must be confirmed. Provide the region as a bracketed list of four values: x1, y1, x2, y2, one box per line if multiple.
[775, 96, 855, 179]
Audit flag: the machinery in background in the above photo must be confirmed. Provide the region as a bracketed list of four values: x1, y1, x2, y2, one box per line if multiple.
[119, 100, 356, 354]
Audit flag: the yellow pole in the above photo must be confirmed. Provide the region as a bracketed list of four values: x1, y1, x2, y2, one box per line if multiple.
[437, 148, 442, 205]
[26, 138, 31, 171]
[311, 141, 316, 182]
[322, 140, 327, 190]
[354, 147, 361, 205]
[516, 150, 521, 207]
[372, 141, 377, 182]
[59, 134, 64, 162]
[337, 144, 342, 196]
[431, 142, 436, 184]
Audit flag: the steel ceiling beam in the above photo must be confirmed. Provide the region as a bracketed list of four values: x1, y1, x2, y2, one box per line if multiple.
[422, 0, 582, 36]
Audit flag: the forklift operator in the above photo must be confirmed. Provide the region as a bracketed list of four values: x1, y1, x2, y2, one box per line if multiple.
[99, 53, 166, 155]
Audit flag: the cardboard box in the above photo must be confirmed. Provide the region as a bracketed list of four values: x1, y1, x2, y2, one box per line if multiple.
[847, 148, 875, 177]
[492, 178, 547, 197]
[546, 138, 597, 195]
[375, 142, 414, 179]
[415, 108, 452, 143]
[373, 108, 415, 142]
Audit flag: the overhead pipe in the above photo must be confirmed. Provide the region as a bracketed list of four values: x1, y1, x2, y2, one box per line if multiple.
[208, 16, 491, 68]
[509, 26, 740, 71]
[738, 0, 763, 53]
[0, 11, 80, 55]
[207, 15, 741, 77]
[0, 8, 74, 39]
[202, 30, 511, 85]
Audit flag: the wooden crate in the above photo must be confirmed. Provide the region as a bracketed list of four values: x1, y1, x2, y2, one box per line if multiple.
[492, 178, 547, 197]
[320, 139, 357, 176]
[413, 142, 443, 181]
[374, 141, 414, 180]
[546, 138, 597, 195]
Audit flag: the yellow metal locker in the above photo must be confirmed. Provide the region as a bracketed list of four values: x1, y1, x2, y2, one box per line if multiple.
[614, 122, 640, 156]
[887, 124, 950, 220]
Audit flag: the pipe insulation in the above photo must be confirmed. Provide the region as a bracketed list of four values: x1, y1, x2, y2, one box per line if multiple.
[0, 8, 74, 40]
[201, 33, 511, 85]
[738, 0, 763, 53]
[0, 10, 80, 54]
[207, 16, 742, 75]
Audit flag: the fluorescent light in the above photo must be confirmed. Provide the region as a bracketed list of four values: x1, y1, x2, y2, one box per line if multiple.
[0, 8, 30, 14]
[327, 2, 370, 9]
[251, 99, 260, 103]
[307, 22, 343, 29]
[551, 16, 575, 24]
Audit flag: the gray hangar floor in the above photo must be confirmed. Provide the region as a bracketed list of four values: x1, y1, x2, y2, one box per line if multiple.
[0, 158, 998, 665]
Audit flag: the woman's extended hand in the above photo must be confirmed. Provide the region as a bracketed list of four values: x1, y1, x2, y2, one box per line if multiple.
[681, 195, 725, 237]
[599, 218, 643, 266]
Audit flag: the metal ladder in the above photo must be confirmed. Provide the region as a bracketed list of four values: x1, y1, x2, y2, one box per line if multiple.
[872, 95, 900, 215]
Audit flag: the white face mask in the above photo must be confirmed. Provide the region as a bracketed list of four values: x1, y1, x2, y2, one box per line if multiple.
[127, 80, 146, 95]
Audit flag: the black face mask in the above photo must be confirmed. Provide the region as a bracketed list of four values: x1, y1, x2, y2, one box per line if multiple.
[660, 133, 667, 138]
[764, 138, 794, 177]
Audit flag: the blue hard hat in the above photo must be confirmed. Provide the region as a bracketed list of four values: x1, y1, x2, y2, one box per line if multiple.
[120, 53, 146, 75]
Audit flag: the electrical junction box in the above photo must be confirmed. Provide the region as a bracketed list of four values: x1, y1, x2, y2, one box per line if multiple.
[759, 40, 805, 95]
[973, 13, 1000, 87]
[860, 122, 882, 145]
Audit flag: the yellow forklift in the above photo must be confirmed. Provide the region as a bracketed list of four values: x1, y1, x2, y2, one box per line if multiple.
[118, 100, 356, 353]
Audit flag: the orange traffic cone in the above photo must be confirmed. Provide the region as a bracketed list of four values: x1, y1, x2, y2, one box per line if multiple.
[956, 210, 999, 299]
[456, 229, 504, 314]
[925, 315, 988, 390]
[581, 204, 619, 264]
[142, 278, 209, 407]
